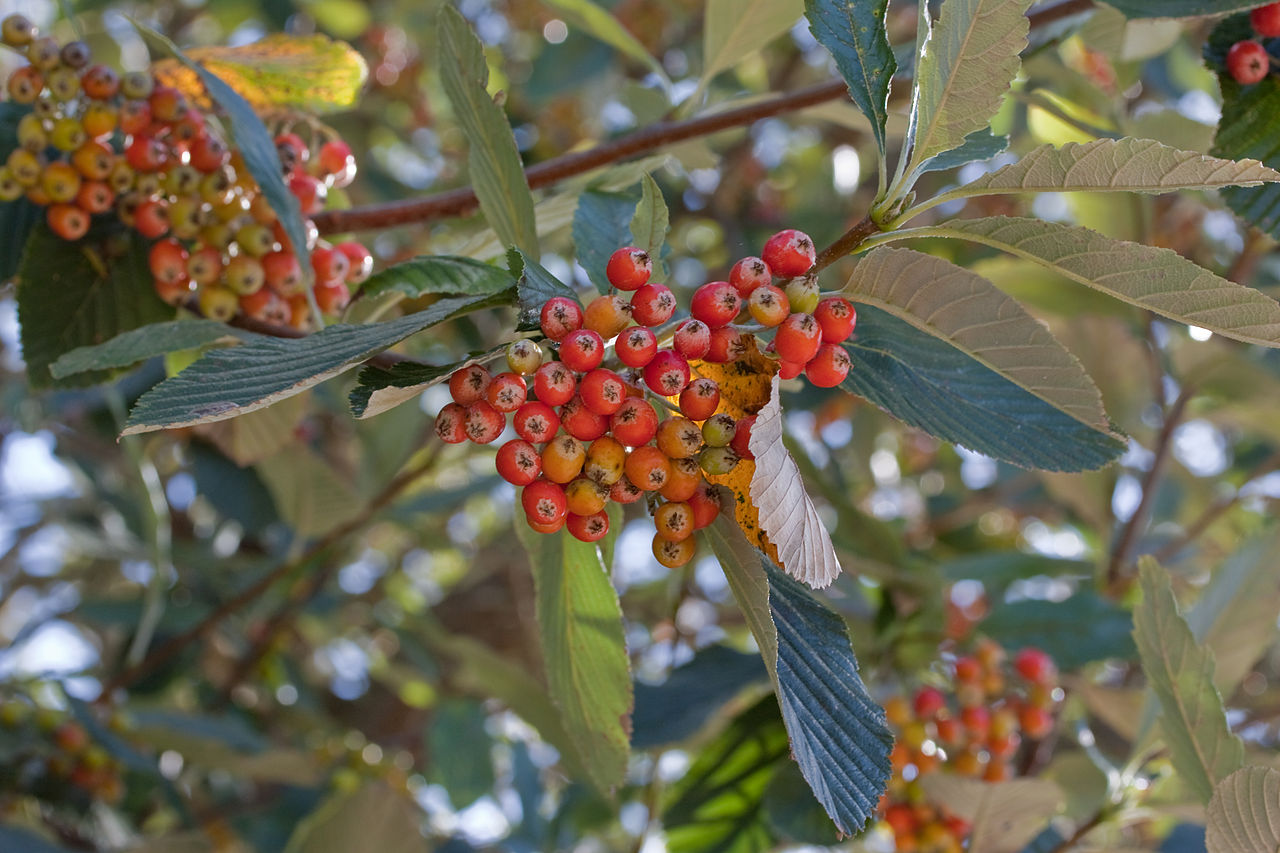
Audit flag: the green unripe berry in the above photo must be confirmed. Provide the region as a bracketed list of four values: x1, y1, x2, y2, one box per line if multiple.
[133, 173, 163, 197]
[168, 196, 203, 240]
[224, 255, 266, 294]
[198, 285, 239, 321]
[199, 168, 236, 206]
[165, 164, 201, 197]
[46, 66, 80, 101]
[235, 223, 276, 257]
[701, 413, 737, 447]
[120, 71, 154, 100]
[17, 114, 48, 152]
[200, 220, 235, 251]
[0, 168, 23, 201]
[783, 274, 820, 315]
[698, 445, 740, 476]
[506, 339, 544, 374]
[49, 117, 87, 152]
[108, 160, 136, 193]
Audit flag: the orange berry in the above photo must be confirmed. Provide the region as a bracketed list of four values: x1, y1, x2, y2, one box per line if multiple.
[652, 534, 696, 568]
[542, 435, 587, 484]
[625, 445, 671, 491]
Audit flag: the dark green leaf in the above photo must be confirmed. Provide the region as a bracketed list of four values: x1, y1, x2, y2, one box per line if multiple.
[190, 442, 279, 533]
[840, 305, 1126, 471]
[762, 762, 843, 846]
[1107, 0, 1267, 18]
[428, 700, 495, 808]
[917, 128, 1009, 174]
[982, 591, 1136, 669]
[51, 319, 250, 379]
[514, 248, 580, 331]
[940, 551, 1093, 596]
[629, 174, 669, 277]
[360, 255, 517, 300]
[0, 106, 45, 282]
[574, 190, 640, 294]
[124, 294, 503, 434]
[349, 347, 503, 418]
[632, 645, 769, 749]
[438, 6, 539, 256]
[805, 0, 894, 155]
[17, 224, 171, 388]
[130, 710, 268, 752]
[0, 827, 75, 853]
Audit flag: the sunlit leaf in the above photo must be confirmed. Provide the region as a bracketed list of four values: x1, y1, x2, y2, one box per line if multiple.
[916, 128, 1008, 175]
[1108, 0, 1270, 18]
[702, 0, 804, 94]
[195, 394, 310, 467]
[542, 0, 668, 83]
[804, 0, 893, 154]
[1205, 766, 1280, 853]
[257, 447, 362, 538]
[920, 776, 1063, 853]
[283, 782, 426, 853]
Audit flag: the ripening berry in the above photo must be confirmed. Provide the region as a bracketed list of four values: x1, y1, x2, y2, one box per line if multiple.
[6, 149, 41, 187]
[804, 343, 851, 387]
[319, 139, 356, 178]
[687, 481, 721, 528]
[533, 361, 577, 406]
[777, 359, 804, 380]
[224, 255, 266, 295]
[660, 458, 702, 502]
[625, 445, 671, 491]
[263, 251, 305, 294]
[729, 256, 772, 297]
[975, 637, 1005, 670]
[616, 326, 658, 368]
[784, 275, 820, 315]
[149, 240, 190, 286]
[935, 715, 963, 745]
[449, 363, 492, 406]
[27, 37, 60, 71]
[912, 686, 946, 719]
[775, 313, 823, 364]
[71, 141, 115, 182]
[540, 296, 584, 341]
[5, 66, 42, 103]
[76, 181, 113, 214]
[584, 435, 627, 485]
[705, 326, 745, 364]
[486, 372, 528, 413]
[653, 535, 696, 568]
[748, 284, 789, 327]
[337, 242, 373, 284]
[701, 413, 737, 447]
[239, 289, 289, 324]
[656, 417, 703, 459]
[961, 705, 991, 738]
[1253, 1, 1280, 37]
[522, 480, 569, 526]
[312, 243, 351, 284]
[82, 65, 120, 99]
[47, 204, 89, 241]
[559, 329, 605, 372]
[513, 401, 560, 443]
[463, 401, 505, 444]
[41, 162, 81, 203]
[606, 246, 652, 291]
[288, 172, 327, 214]
[1019, 706, 1054, 739]
[678, 377, 720, 421]
[762, 228, 816, 277]
[314, 280, 349, 315]
[559, 395, 609, 441]
[565, 477, 609, 516]
[47, 66, 81, 101]
[580, 368, 627, 416]
[1, 13, 36, 46]
[506, 339, 544, 375]
[1013, 647, 1056, 684]
[125, 135, 169, 173]
[567, 511, 610, 543]
[149, 85, 189, 123]
[1228, 40, 1270, 84]
[118, 70, 154, 100]
[0, 169, 21, 203]
[673, 319, 711, 360]
[197, 285, 238, 321]
[542, 435, 587, 483]
[630, 283, 677, 327]
[990, 707, 1019, 739]
[608, 476, 643, 504]
[690, 281, 742, 328]
[189, 134, 231, 173]
[643, 349, 691, 396]
[528, 516, 565, 535]
[16, 114, 46, 152]
[496, 440, 542, 486]
[584, 293, 630, 340]
[654, 501, 695, 542]
[610, 397, 659, 446]
[954, 657, 982, 684]
[697, 446, 739, 476]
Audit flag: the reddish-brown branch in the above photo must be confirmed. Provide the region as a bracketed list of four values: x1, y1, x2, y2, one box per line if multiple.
[814, 216, 881, 271]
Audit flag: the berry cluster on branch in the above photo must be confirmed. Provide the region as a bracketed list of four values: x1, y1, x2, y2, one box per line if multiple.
[1226, 1, 1280, 84]
[0, 694, 131, 808]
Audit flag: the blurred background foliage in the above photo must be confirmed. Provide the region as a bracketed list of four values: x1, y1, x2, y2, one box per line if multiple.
[0, 0, 1278, 850]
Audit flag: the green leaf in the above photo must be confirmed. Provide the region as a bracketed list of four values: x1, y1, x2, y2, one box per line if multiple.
[517, 518, 633, 794]
[940, 551, 1092, 597]
[574, 190, 640, 294]
[349, 348, 503, 419]
[840, 305, 1127, 471]
[541, 0, 668, 83]
[359, 255, 517, 301]
[1107, 0, 1269, 18]
[981, 592, 1136, 670]
[17, 224, 171, 388]
[845, 246, 1115, 439]
[762, 762, 843, 846]
[919, 776, 1063, 853]
[804, 0, 894, 155]
[703, 0, 804, 93]
[428, 700, 495, 807]
[629, 174, 669, 277]
[1205, 766, 1280, 853]
[906, 0, 1032, 178]
[438, 6, 539, 257]
[283, 782, 426, 853]
[706, 514, 778, 684]
[918, 138, 1280, 216]
[1133, 558, 1244, 804]
[0, 103, 41, 281]
[50, 319, 249, 379]
[123, 294, 502, 435]
[886, 216, 1280, 348]
[257, 447, 362, 538]
[916, 128, 1008, 175]
[514, 248, 580, 330]
[632, 645, 770, 749]
[663, 696, 788, 853]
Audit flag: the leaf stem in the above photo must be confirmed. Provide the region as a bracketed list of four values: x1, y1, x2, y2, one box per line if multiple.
[813, 216, 882, 272]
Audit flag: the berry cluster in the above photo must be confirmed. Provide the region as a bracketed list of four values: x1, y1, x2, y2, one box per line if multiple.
[1226, 2, 1280, 84]
[434, 229, 857, 567]
[0, 696, 129, 807]
[878, 641, 1062, 852]
[0, 14, 372, 329]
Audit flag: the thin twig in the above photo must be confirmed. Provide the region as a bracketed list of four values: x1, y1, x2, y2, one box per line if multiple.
[813, 216, 881, 272]
[1045, 809, 1105, 853]
[1151, 448, 1280, 564]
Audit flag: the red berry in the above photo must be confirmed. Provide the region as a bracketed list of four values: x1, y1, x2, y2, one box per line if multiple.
[643, 349, 691, 396]
[954, 657, 982, 683]
[337, 242, 373, 284]
[189, 134, 230, 172]
[579, 368, 627, 416]
[315, 278, 352, 315]
[76, 181, 113, 214]
[747, 284, 790, 327]
[625, 445, 672, 491]
[148, 239, 189, 285]
[559, 329, 605, 372]
[679, 378, 721, 421]
[533, 361, 577, 406]
[540, 296, 584, 341]
[775, 313, 823, 364]
[449, 364, 492, 406]
[705, 327, 746, 363]
[318, 139, 355, 176]
[288, 172, 327, 214]
[1228, 40, 1270, 84]
[513, 401, 560, 443]
[239, 289, 288, 324]
[528, 516, 565, 534]
[434, 402, 468, 443]
[464, 401, 505, 444]
[912, 686, 946, 719]
[762, 228, 816, 277]
[729, 256, 772, 297]
[486, 372, 528, 413]
[566, 511, 610, 542]
[730, 415, 756, 460]
[690, 281, 741, 328]
[610, 398, 659, 447]
[616, 326, 658, 368]
[275, 132, 308, 173]
[263, 251, 305, 294]
[814, 297, 857, 343]
[496, 439, 542, 485]
[1019, 706, 1055, 739]
[522, 480, 568, 525]
[1252, 1, 1280, 37]
[559, 395, 609, 441]
[673, 319, 711, 360]
[133, 199, 170, 240]
[630, 283, 677, 327]
[610, 476, 644, 504]
[125, 135, 168, 173]
[605, 246, 652, 291]
[778, 359, 804, 380]
[1014, 648, 1056, 684]
[312, 243, 351, 285]
[804, 343, 851, 387]
[687, 482, 721, 529]
[81, 65, 120, 99]
[583, 293, 631, 339]
[961, 705, 991, 738]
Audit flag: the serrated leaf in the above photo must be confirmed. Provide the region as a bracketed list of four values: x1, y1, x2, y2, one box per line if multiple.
[1134, 558, 1244, 804]
[257, 447, 362, 538]
[360, 255, 517, 301]
[892, 216, 1280, 347]
[516, 517, 632, 794]
[845, 246, 1114, 437]
[438, 6, 539, 257]
[50, 319, 249, 379]
[629, 174, 669, 277]
[917, 128, 1009, 175]
[150, 34, 367, 114]
[283, 782, 426, 853]
[17, 224, 172, 388]
[1107, 0, 1269, 18]
[1206, 766, 1280, 853]
[922, 138, 1280, 214]
[981, 592, 1136, 669]
[123, 294, 503, 435]
[840, 305, 1126, 471]
[350, 348, 503, 419]
[748, 375, 842, 589]
[514, 248, 580, 331]
[907, 0, 1032, 177]
[542, 0, 668, 82]
[920, 776, 1063, 853]
[703, 0, 804, 94]
[574, 189, 640, 294]
[805, 0, 894, 155]
[194, 393, 309, 467]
